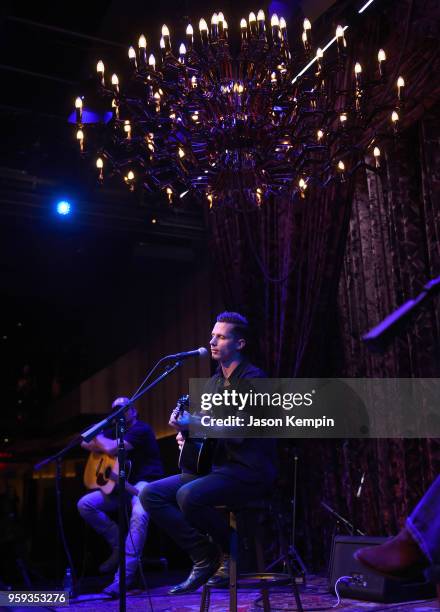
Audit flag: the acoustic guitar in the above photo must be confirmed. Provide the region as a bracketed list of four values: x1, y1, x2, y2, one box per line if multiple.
[83, 452, 139, 496]
[173, 394, 214, 475]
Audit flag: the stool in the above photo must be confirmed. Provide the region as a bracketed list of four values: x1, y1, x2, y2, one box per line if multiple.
[200, 501, 304, 612]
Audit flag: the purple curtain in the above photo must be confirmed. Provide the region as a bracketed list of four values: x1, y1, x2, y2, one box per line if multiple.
[205, 0, 440, 567]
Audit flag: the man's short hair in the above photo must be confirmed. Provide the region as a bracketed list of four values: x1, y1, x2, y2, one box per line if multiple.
[216, 311, 249, 343]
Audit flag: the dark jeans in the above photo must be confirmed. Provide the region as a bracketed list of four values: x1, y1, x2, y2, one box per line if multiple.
[139, 471, 270, 561]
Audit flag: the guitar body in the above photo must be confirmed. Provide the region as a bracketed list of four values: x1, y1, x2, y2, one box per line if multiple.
[174, 395, 214, 475]
[178, 436, 214, 475]
[84, 452, 138, 496]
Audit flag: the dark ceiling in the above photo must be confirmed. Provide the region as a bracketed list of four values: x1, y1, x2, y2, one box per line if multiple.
[0, 0, 338, 431]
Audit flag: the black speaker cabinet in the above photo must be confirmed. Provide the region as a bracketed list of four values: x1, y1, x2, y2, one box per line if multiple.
[328, 535, 435, 603]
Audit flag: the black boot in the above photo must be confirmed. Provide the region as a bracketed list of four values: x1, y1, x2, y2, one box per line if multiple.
[207, 554, 229, 586]
[168, 543, 222, 595]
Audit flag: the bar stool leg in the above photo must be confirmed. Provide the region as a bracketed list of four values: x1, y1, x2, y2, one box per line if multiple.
[199, 584, 210, 611]
[255, 520, 271, 612]
[229, 512, 238, 612]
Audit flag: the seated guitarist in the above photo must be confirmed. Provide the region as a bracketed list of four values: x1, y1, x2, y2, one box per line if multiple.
[140, 312, 278, 594]
[77, 401, 163, 597]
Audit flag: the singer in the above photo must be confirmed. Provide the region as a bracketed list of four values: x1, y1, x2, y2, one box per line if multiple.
[139, 312, 278, 594]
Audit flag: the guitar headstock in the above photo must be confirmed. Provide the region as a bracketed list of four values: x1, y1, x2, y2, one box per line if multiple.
[176, 394, 190, 415]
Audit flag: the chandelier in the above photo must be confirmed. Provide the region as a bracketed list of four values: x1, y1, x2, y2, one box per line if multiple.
[73, 3, 404, 208]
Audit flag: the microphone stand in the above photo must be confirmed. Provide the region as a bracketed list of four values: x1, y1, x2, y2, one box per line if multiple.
[35, 359, 183, 612]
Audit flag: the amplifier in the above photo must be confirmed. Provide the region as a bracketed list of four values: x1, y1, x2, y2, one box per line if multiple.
[328, 535, 435, 603]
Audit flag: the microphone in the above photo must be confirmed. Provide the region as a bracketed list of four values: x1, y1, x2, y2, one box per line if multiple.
[165, 347, 208, 361]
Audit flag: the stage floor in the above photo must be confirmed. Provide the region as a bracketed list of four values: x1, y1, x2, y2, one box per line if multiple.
[51, 574, 438, 612]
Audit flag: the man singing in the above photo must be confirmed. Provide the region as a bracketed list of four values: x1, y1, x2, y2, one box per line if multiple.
[140, 312, 278, 594]
[78, 400, 163, 596]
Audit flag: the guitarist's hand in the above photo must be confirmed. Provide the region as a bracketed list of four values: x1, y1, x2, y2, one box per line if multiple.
[81, 440, 100, 452]
[176, 431, 185, 450]
[169, 409, 192, 431]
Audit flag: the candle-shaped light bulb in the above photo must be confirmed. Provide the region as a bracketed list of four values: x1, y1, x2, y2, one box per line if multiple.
[75, 96, 83, 123]
[128, 46, 137, 69]
[240, 17, 248, 42]
[161, 24, 171, 52]
[354, 62, 362, 90]
[96, 60, 105, 85]
[257, 9, 265, 37]
[316, 47, 324, 72]
[340, 112, 347, 125]
[148, 53, 156, 70]
[317, 129, 324, 142]
[391, 110, 399, 123]
[298, 178, 307, 198]
[336, 25, 346, 54]
[210, 13, 219, 39]
[301, 18, 312, 51]
[271, 13, 280, 43]
[373, 146, 381, 167]
[397, 76, 405, 101]
[240, 18, 247, 28]
[218, 11, 225, 22]
[166, 186, 173, 203]
[111, 73, 119, 93]
[125, 170, 135, 190]
[138, 35, 147, 65]
[160, 37, 165, 50]
[278, 16, 288, 42]
[96, 157, 104, 180]
[199, 17, 209, 43]
[178, 147, 185, 158]
[185, 23, 194, 49]
[377, 48, 386, 78]
[271, 71, 277, 84]
[249, 11, 257, 36]
[124, 120, 131, 138]
[338, 160, 346, 181]
[76, 128, 84, 152]
[179, 43, 186, 63]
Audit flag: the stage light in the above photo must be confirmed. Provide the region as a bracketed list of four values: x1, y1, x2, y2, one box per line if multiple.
[56, 200, 71, 215]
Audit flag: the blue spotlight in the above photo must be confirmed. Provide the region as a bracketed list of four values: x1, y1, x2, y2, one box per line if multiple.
[56, 200, 71, 216]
